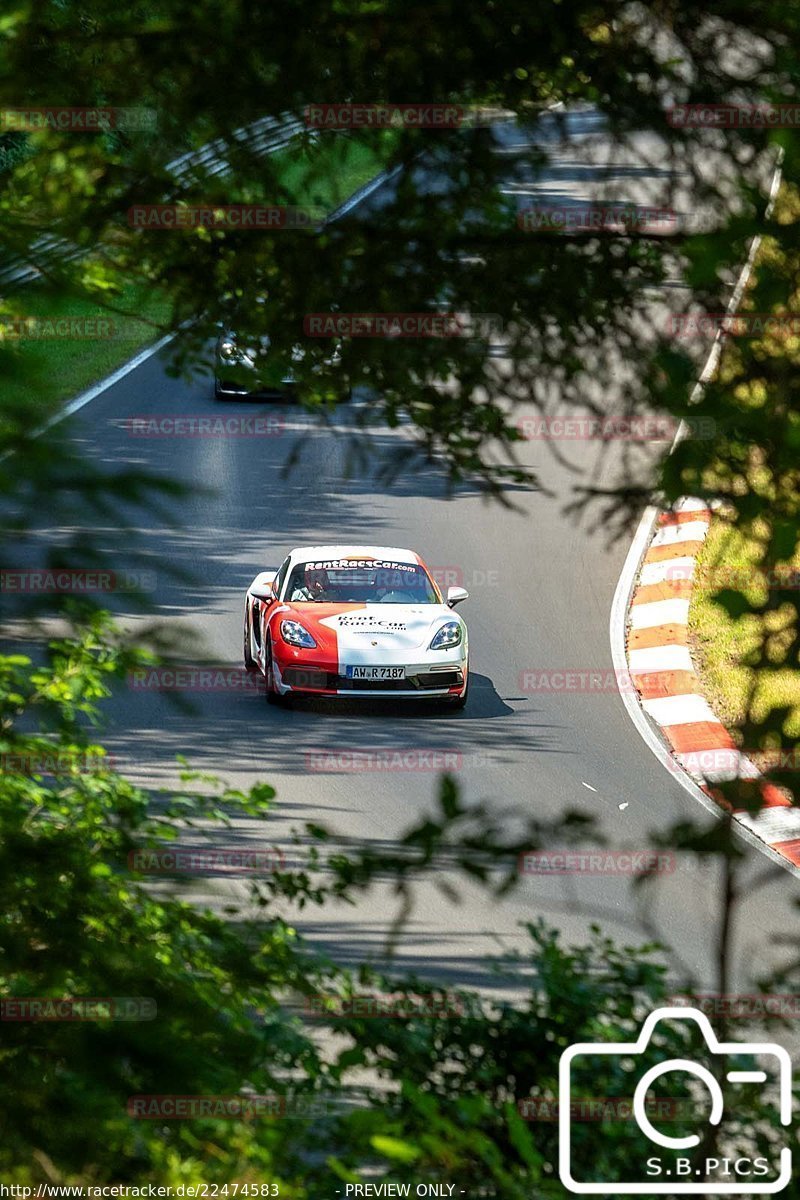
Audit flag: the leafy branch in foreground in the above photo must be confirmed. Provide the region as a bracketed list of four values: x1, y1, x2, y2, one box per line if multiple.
[0, 614, 794, 1189]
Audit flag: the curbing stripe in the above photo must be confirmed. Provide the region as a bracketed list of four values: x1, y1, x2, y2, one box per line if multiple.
[639, 557, 696, 586]
[631, 579, 694, 605]
[629, 598, 690, 629]
[675, 750, 761, 783]
[659, 509, 712, 526]
[662, 721, 737, 754]
[760, 784, 794, 809]
[628, 645, 694, 673]
[772, 840, 800, 866]
[628, 623, 688, 650]
[737, 808, 800, 844]
[651, 520, 711, 548]
[643, 540, 706, 564]
[672, 497, 711, 513]
[624, 497, 799, 876]
[635, 669, 700, 700]
[643, 694, 718, 726]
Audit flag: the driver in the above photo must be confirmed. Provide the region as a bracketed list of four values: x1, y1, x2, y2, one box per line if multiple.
[290, 565, 333, 601]
[373, 568, 417, 603]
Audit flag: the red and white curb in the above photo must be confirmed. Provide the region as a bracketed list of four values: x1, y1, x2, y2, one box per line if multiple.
[624, 497, 800, 874]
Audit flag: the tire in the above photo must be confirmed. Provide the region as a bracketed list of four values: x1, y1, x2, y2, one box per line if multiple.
[243, 606, 256, 672]
[264, 636, 287, 706]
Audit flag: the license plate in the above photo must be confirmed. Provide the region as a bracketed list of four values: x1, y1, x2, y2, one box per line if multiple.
[345, 665, 406, 680]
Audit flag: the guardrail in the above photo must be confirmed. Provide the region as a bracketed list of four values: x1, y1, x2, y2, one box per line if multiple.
[167, 111, 306, 183]
[0, 111, 307, 288]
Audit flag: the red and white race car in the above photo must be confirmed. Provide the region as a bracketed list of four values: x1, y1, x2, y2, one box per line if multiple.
[243, 545, 469, 706]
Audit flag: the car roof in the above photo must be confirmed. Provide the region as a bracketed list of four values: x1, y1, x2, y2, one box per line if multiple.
[288, 545, 419, 566]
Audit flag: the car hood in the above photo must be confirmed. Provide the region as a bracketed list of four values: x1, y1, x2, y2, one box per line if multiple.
[289, 603, 460, 651]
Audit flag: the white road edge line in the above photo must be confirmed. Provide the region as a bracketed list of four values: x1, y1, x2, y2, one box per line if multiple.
[39, 164, 409, 435]
[39, 103, 564, 432]
[41, 332, 177, 434]
[324, 161, 405, 223]
[609, 150, 799, 879]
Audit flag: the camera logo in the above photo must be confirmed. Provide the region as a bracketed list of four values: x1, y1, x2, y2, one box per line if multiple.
[559, 1006, 792, 1194]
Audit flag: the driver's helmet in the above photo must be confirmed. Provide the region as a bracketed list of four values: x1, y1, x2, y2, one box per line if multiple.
[304, 565, 330, 597]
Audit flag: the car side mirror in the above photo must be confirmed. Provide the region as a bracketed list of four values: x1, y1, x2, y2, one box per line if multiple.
[249, 570, 278, 602]
[446, 585, 469, 607]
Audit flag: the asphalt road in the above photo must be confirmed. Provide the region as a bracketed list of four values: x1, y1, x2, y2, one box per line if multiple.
[31, 108, 799, 998]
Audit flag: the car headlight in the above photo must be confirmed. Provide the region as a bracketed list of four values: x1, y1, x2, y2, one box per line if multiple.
[219, 340, 237, 359]
[281, 620, 317, 649]
[429, 621, 462, 650]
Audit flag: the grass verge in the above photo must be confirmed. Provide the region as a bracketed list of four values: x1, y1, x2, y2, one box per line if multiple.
[1, 278, 173, 421]
[687, 516, 800, 739]
[269, 130, 398, 211]
[2, 132, 397, 417]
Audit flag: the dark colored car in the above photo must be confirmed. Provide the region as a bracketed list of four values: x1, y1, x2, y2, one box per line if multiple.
[214, 330, 348, 400]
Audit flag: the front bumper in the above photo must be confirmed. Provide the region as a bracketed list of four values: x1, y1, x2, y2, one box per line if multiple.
[274, 659, 467, 699]
[216, 373, 295, 398]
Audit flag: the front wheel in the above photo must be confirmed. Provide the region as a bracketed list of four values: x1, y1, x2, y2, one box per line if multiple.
[243, 606, 256, 672]
[264, 637, 287, 706]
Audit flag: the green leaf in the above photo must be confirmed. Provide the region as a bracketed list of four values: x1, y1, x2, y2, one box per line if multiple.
[370, 1135, 421, 1163]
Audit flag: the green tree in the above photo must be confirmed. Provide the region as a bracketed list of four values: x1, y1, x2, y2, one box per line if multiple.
[1, 0, 799, 1188]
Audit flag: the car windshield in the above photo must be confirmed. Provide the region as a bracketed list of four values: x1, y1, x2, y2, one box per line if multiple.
[285, 559, 439, 604]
